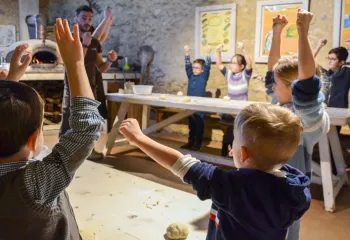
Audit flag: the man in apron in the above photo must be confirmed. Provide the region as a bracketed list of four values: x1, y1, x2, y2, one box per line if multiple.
[60, 5, 118, 160]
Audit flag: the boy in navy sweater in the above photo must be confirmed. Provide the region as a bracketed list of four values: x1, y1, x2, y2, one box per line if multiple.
[181, 45, 211, 151]
[119, 102, 311, 239]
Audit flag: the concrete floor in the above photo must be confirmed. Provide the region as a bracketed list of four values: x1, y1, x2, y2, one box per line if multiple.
[44, 133, 350, 240]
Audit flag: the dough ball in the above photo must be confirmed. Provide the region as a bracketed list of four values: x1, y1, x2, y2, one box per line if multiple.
[166, 222, 189, 240]
[177, 91, 184, 96]
[223, 96, 230, 101]
[160, 94, 167, 100]
[183, 96, 191, 102]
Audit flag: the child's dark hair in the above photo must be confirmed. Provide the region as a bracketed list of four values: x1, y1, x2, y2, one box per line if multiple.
[232, 54, 247, 68]
[193, 59, 205, 68]
[329, 47, 349, 62]
[76, 5, 93, 16]
[0, 81, 44, 158]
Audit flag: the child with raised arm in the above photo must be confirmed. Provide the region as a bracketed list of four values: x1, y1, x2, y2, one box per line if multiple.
[0, 19, 103, 239]
[216, 42, 253, 156]
[314, 39, 350, 111]
[181, 45, 211, 151]
[265, 11, 330, 240]
[119, 103, 311, 240]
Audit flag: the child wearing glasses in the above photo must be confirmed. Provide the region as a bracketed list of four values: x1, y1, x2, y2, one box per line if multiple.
[215, 42, 253, 156]
[314, 40, 350, 111]
[181, 45, 211, 151]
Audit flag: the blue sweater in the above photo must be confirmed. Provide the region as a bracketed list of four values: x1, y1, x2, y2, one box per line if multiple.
[265, 72, 330, 177]
[183, 163, 311, 240]
[185, 56, 211, 97]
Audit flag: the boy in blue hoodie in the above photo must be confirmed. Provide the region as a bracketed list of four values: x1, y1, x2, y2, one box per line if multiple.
[119, 102, 310, 240]
[181, 45, 211, 151]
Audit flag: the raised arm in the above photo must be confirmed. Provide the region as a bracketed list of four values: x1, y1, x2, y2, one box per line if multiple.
[297, 9, 316, 80]
[23, 19, 103, 207]
[204, 46, 212, 77]
[237, 42, 252, 70]
[6, 44, 32, 82]
[313, 39, 327, 58]
[99, 17, 113, 44]
[216, 44, 225, 70]
[268, 15, 288, 71]
[92, 8, 112, 42]
[184, 45, 193, 78]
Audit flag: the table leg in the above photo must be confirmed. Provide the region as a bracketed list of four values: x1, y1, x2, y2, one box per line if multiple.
[142, 105, 150, 130]
[319, 133, 336, 212]
[328, 126, 348, 183]
[103, 102, 130, 155]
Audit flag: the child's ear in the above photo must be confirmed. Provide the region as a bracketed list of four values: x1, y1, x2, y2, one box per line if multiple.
[240, 146, 249, 162]
[27, 129, 40, 153]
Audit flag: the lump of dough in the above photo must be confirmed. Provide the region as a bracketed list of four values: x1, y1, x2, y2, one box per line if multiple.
[223, 96, 230, 101]
[183, 96, 191, 102]
[160, 94, 167, 100]
[166, 222, 189, 240]
[177, 91, 184, 96]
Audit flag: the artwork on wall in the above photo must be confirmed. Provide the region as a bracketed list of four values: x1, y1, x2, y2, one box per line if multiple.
[333, 0, 350, 62]
[254, 0, 309, 63]
[195, 4, 236, 62]
[0, 25, 16, 54]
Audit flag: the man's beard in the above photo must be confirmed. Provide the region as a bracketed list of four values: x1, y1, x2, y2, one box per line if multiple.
[78, 24, 91, 33]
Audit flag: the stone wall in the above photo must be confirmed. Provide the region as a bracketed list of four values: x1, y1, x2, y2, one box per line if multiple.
[44, 0, 333, 101]
[0, 0, 20, 41]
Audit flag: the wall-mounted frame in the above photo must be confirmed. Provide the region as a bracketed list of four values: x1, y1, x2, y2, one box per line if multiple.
[254, 0, 309, 63]
[333, 0, 350, 62]
[195, 4, 236, 62]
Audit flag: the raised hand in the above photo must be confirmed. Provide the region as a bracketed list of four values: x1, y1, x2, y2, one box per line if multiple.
[216, 44, 224, 52]
[82, 32, 92, 47]
[108, 50, 118, 62]
[273, 15, 288, 33]
[184, 45, 190, 56]
[317, 39, 327, 47]
[6, 44, 32, 82]
[119, 119, 144, 145]
[54, 18, 84, 67]
[104, 7, 113, 20]
[207, 46, 212, 54]
[296, 9, 313, 33]
[237, 42, 244, 50]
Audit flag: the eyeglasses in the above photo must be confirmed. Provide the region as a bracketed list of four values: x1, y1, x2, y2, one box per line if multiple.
[326, 57, 338, 62]
[192, 67, 202, 70]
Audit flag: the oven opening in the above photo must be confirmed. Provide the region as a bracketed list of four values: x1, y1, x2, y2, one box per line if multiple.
[30, 51, 57, 64]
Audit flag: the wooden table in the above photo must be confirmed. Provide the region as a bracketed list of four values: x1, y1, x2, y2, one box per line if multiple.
[104, 93, 350, 212]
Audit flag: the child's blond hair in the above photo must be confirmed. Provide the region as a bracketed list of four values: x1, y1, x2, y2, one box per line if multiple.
[234, 103, 303, 171]
[274, 55, 322, 87]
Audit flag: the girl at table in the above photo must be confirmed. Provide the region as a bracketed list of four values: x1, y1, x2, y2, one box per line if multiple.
[181, 45, 211, 151]
[265, 12, 329, 240]
[216, 42, 253, 156]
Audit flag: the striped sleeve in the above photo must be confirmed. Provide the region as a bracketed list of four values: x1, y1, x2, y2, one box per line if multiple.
[292, 75, 330, 134]
[23, 97, 104, 208]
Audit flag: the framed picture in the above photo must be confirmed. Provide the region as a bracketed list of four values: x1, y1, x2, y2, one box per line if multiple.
[254, 0, 309, 63]
[195, 4, 236, 62]
[333, 0, 350, 62]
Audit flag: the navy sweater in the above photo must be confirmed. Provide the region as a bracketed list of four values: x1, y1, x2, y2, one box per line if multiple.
[184, 163, 311, 240]
[185, 56, 211, 97]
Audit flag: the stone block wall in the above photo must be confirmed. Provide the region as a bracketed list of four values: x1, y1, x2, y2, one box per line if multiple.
[44, 0, 334, 102]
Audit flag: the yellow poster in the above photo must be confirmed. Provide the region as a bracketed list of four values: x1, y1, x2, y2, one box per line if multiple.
[200, 10, 232, 56]
[341, 0, 350, 47]
[261, 4, 301, 57]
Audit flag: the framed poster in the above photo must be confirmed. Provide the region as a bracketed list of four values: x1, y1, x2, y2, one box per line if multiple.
[254, 0, 309, 63]
[195, 4, 236, 62]
[333, 0, 350, 62]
